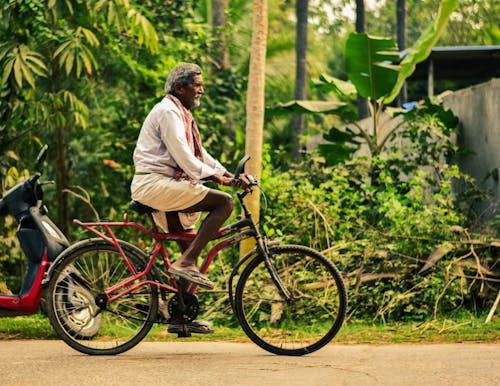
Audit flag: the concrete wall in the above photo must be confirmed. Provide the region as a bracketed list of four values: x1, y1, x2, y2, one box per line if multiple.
[442, 78, 499, 220]
[306, 78, 499, 221]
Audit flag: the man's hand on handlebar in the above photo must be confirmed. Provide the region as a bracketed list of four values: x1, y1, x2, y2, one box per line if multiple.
[234, 173, 253, 192]
[219, 173, 254, 192]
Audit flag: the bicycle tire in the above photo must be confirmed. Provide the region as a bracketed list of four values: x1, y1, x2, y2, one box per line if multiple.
[234, 244, 347, 356]
[46, 239, 158, 355]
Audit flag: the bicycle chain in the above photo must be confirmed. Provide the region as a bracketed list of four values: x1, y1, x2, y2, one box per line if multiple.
[87, 292, 199, 324]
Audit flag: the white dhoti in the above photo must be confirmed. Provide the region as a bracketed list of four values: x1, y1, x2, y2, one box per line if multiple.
[131, 173, 209, 232]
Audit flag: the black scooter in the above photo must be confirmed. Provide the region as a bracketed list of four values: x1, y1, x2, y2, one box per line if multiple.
[0, 145, 99, 337]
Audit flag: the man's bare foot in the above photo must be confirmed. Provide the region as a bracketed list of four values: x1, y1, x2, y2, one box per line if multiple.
[168, 267, 215, 289]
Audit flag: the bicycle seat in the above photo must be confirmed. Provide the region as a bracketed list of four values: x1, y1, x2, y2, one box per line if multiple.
[128, 200, 157, 215]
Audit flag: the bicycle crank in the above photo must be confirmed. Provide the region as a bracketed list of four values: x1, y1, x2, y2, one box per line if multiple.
[167, 292, 199, 324]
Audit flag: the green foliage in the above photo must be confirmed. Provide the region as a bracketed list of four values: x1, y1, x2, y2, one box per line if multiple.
[345, 34, 400, 101]
[0, 0, 498, 325]
[259, 95, 498, 321]
[385, 0, 459, 104]
[1, 311, 498, 342]
[260, 155, 498, 321]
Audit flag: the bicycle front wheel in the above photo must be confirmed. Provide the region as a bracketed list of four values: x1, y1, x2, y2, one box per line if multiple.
[46, 239, 158, 355]
[234, 245, 347, 356]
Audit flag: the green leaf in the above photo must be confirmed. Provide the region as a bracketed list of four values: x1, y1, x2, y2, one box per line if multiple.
[318, 126, 362, 166]
[0, 43, 11, 61]
[384, 0, 459, 103]
[20, 60, 36, 88]
[81, 27, 100, 47]
[13, 58, 22, 88]
[53, 40, 71, 59]
[345, 33, 400, 101]
[25, 55, 47, 76]
[127, 10, 159, 53]
[65, 48, 75, 76]
[1, 59, 14, 85]
[313, 74, 357, 98]
[318, 142, 358, 166]
[323, 126, 360, 144]
[267, 100, 355, 121]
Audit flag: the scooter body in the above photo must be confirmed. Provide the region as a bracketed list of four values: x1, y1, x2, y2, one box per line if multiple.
[0, 145, 69, 316]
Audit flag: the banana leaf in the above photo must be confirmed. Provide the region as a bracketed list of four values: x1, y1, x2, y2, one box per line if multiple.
[312, 74, 357, 98]
[384, 0, 459, 103]
[345, 33, 400, 101]
[318, 126, 362, 166]
[266, 100, 357, 121]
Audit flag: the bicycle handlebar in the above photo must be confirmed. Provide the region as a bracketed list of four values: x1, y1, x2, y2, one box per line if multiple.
[234, 155, 251, 179]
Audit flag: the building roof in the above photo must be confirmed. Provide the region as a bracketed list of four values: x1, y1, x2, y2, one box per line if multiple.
[407, 45, 500, 81]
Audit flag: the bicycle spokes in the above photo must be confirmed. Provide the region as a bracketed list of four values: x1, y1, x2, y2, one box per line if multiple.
[47, 240, 159, 355]
[235, 245, 347, 356]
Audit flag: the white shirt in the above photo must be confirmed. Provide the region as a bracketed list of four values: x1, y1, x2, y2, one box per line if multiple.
[133, 96, 226, 181]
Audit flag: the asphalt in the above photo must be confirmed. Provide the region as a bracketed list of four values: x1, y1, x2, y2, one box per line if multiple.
[0, 340, 498, 385]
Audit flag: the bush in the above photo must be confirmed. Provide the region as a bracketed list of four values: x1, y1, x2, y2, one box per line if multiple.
[259, 100, 498, 322]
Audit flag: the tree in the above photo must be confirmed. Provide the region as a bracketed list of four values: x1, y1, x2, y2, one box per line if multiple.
[290, 0, 309, 161]
[272, 0, 459, 171]
[241, 0, 268, 254]
[355, 0, 369, 119]
[329, 0, 459, 169]
[396, 0, 408, 106]
[211, 0, 230, 74]
[0, 0, 158, 233]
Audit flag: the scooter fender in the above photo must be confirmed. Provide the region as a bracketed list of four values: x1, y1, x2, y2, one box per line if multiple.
[16, 207, 69, 296]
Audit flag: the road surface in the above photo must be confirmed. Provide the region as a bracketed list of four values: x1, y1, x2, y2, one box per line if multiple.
[0, 340, 498, 385]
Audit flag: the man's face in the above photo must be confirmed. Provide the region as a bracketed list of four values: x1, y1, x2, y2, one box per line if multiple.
[177, 74, 204, 109]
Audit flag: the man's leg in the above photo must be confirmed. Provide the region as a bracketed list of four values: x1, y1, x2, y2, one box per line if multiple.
[170, 189, 234, 271]
[164, 211, 215, 333]
[165, 212, 192, 253]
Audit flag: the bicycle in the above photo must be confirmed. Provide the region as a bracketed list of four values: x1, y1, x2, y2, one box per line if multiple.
[44, 156, 347, 356]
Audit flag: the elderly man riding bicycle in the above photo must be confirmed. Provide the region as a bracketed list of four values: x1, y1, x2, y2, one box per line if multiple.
[130, 63, 249, 332]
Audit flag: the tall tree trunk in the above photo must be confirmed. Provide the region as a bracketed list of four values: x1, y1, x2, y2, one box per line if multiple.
[396, 0, 407, 106]
[49, 56, 71, 235]
[211, 0, 229, 74]
[54, 124, 70, 235]
[355, 0, 369, 119]
[355, 0, 365, 33]
[290, 0, 309, 161]
[240, 0, 268, 255]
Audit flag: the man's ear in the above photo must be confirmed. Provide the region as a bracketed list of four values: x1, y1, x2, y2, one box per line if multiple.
[173, 82, 184, 96]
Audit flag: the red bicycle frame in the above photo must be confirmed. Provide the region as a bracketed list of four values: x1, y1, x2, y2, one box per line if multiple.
[72, 211, 257, 303]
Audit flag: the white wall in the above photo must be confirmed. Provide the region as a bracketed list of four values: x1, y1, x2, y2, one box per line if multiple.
[443, 78, 500, 221]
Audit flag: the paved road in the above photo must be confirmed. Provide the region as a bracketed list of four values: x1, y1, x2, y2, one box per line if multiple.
[0, 340, 498, 386]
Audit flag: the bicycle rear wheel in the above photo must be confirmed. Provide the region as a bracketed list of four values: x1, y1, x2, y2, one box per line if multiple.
[234, 245, 347, 356]
[46, 239, 158, 355]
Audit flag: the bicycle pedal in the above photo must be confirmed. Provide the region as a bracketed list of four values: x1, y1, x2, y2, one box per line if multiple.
[176, 324, 192, 338]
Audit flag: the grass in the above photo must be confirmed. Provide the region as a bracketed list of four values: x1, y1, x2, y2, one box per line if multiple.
[0, 312, 498, 344]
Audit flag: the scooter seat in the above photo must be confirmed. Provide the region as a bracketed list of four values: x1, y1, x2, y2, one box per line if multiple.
[128, 200, 157, 215]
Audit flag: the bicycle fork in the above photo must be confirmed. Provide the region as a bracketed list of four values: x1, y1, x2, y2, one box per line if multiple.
[257, 240, 293, 304]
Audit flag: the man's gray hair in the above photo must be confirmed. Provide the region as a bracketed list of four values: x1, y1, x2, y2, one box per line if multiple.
[164, 63, 202, 94]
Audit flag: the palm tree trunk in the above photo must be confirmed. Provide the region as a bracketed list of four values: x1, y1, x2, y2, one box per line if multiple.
[396, 0, 407, 106]
[355, 0, 369, 119]
[240, 0, 268, 255]
[54, 124, 70, 235]
[212, 0, 229, 74]
[291, 0, 309, 161]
